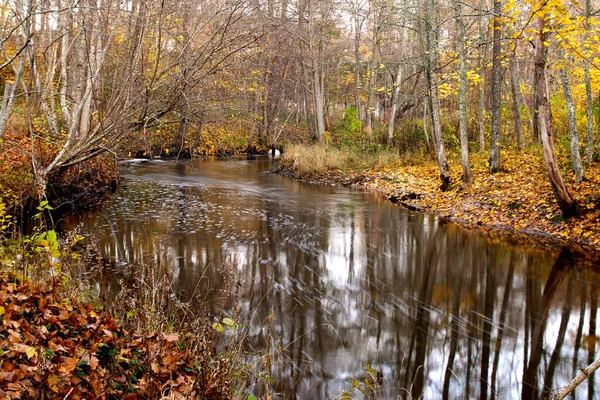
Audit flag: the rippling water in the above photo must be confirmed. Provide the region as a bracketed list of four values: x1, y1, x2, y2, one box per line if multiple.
[69, 157, 600, 399]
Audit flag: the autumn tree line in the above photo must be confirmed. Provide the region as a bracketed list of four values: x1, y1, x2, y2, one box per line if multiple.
[0, 0, 599, 215]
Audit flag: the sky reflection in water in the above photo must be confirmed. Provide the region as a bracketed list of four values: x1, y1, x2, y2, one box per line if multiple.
[73, 157, 600, 399]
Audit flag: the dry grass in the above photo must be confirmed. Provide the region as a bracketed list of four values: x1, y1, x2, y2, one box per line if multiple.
[280, 143, 401, 177]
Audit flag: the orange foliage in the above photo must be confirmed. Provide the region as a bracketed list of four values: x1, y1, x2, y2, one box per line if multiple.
[0, 130, 118, 213]
[0, 274, 231, 399]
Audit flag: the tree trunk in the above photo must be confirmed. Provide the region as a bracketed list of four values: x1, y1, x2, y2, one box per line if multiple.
[0, 57, 25, 139]
[308, 0, 325, 141]
[489, 0, 502, 172]
[0, 0, 30, 139]
[477, 0, 487, 152]
[585, 0, 594, 164]
[532, 68, 540, 143]
[534, 21, 578, 218]
[313, 67, 325, 141]
[59, 0, 72, 127]
[425, 0, 450, 191]
[558, 48, 584, 183]
[387, 25, 407, 144]
[456, 1, 472, 184]
[354, 11, 361, 115]
[423, 100, 431, 151]
[509, 54, 523, 150]
[298, 0, 316, 139]
[365, 15, 380, 133]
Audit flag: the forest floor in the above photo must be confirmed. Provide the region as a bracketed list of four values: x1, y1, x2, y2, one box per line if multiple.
[277, 144, 600, 258]
[0, 268, 243, 400]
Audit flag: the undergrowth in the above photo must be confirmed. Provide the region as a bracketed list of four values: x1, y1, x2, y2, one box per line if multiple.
[0, 201, 272, 399]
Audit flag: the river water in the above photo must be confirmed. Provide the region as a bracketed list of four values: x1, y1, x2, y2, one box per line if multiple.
[69, 157, 600, 399]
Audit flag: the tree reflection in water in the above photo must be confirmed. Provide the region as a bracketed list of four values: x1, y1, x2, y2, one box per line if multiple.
[74, 158, 600, 399]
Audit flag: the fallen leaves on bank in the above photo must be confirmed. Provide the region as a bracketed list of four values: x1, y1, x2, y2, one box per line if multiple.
[280, 147, 600, 255]
[0, 275, 231, 399]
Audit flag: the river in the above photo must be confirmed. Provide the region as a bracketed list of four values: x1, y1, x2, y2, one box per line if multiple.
[66, 156, 600, 399]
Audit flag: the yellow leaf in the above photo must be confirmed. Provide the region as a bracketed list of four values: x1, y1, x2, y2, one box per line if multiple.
[25, 346, 37, 359]
[0, 306, 4, 316]
[48, 375, 60, 392]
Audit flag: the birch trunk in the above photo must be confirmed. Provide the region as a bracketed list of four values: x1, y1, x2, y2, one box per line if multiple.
[354, 11, 361, 116]
[425, 0, 450, 190]
[558, 48, 584, 183]
[79, 6, 101, 143]
[423, 100, 430, 151]
[298, 0, 316, 140]
[387, 25, 407, 144]
[0, 56, 25, 139]
[477, 0, 487, 152]
[365, 14, 380, 133]
[313, 66, 325, 141]
[387, 62, 402, 144]
[36, 46, 60, 137]
[311, 3, 325, 141]
[0, 0, 30, 139]
[509, 54, 523, 150]
[455, 1, 472, 183]
[59, 1, 72, 127]
[585, 0, 594, 164]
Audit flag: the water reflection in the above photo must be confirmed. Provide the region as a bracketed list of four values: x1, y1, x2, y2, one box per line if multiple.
[73, 157, 600, 399]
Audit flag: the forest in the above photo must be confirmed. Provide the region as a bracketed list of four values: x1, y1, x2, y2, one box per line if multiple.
[0, 0, 598, 214]
[2, 0, 600, 398]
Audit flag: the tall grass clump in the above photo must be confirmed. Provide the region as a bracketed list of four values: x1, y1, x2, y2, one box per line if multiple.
[280, 143, 401, 177]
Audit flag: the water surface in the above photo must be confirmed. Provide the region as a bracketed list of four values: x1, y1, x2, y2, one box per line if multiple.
[71, 157, 600, 399]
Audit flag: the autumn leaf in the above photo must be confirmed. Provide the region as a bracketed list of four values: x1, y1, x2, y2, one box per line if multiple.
[47, 375, 60, 393]
[60, 357, 79, 373]
[151, 363, 159, 374]
[25, 347, 36, 359]
[163, 333, 180, 343]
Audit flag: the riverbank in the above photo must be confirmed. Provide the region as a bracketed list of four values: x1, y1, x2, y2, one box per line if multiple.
[0, 230, 249, 399]
[276, 144, 600, 258]
[0, 131, 120, 226]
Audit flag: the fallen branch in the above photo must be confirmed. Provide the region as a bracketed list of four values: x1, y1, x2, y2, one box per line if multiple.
[552, 357, 600, 399]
